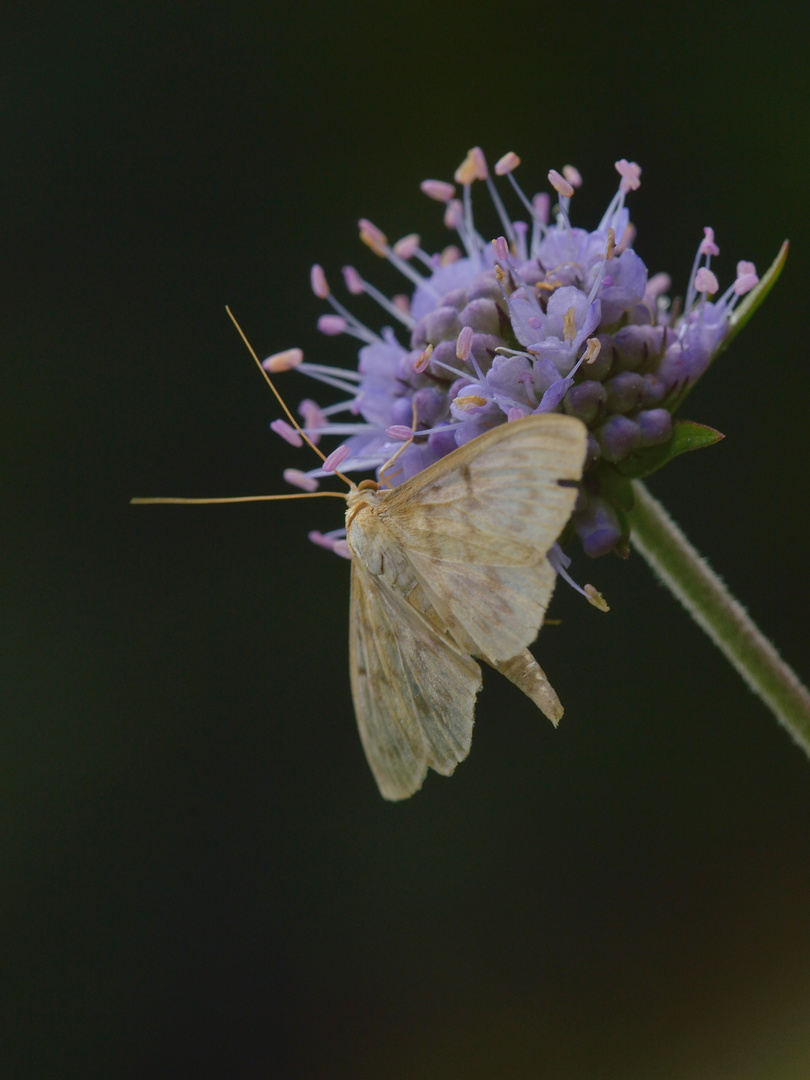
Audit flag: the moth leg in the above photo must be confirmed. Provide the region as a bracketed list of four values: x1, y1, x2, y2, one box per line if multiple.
[485, 649, 564, 726]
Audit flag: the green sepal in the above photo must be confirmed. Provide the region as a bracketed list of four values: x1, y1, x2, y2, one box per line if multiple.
[613, 419, 725, 480]
[722, 239, 789, 354]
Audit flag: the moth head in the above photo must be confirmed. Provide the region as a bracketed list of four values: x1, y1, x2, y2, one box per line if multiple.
[345, 477, 384, 524]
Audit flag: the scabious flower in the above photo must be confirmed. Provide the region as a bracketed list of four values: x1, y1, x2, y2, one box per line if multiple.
[266, 148, 759, 573]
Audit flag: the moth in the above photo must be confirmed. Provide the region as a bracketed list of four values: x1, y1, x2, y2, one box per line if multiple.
[344, 414, 586, 799]
[133, 311, 590, 800]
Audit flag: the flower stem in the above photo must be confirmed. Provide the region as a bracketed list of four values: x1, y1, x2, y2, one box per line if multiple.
[627, 480, 810, 757]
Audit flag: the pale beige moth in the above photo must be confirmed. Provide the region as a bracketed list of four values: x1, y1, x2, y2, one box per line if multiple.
[133, 314, 590, 800]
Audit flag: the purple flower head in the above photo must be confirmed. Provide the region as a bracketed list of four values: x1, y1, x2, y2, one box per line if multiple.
[268, 148, 763, 576]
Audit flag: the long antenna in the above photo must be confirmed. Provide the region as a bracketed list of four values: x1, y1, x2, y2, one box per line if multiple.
[131, 492, 346, 505]
[225, 306, 353, 489]
[131, 308, 359, 505]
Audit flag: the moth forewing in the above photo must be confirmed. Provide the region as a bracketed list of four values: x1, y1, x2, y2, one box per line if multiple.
[379, 412, 587, 566]
[350, 414, 587, 665]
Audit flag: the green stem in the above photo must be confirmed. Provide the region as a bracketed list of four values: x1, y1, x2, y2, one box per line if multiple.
[627, 480, 810, 757]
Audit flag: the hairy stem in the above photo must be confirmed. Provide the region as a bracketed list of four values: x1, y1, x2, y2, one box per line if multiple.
[627, 480, 810, 757]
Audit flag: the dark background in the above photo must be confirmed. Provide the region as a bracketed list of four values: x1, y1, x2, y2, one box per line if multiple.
[4, 3, 810, 1077]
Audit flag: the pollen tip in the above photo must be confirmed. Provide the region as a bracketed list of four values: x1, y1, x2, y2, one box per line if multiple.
[310, 264, 330, 299]
[614, 159, 641, 191]
[385, 424, 413, 441]
[358, 218, 388, 256]
[492, 235, 510, 263]
[271, 418, 304, 448]
[392, 233, 420, 259]
[317, 314, 348, 336]
[285, 468, 319, 493]
[456, 325, 474, 361]
[584, 337, 602, 364]
[413, 343, 434, 373]
[262, 347, 304, 373]
[342, 265, 364, 295]
[308, 529, 337, 552]
[695, 267, 719, 295]
[584, 584, 610, 612]
[323, 444, 351, 473]
[420, 179, 456, 203]
[443, 199, 464, 230]
[494, 151, 521, 176]
[562, 164, 582, 188]
[453, 394, 488, 410]
[454, 146, 487, 185]
[699, 226, 720, 257]
[548, 169, 575, 199]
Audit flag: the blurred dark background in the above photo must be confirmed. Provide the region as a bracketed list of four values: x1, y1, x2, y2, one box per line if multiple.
[3, 3, 810, 1077]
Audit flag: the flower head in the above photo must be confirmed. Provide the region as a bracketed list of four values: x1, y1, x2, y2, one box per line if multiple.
[270, 149, 761, 565]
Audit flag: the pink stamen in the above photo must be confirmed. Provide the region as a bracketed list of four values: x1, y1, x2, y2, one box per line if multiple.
[734, 260, 759, 297]
[393, 234, 420, 259]
[492, 235, 510, 263]
[262, 347, 304, 373]
[309, 529, 337, 551]
[456, 325, 474, 362]
[317, 314, 348, 336]
[695, 267, 719, 294]
[439, 245, 461, 266]
[734, 270, 759, 296]
[444, 199, 464, 230]
[699, 227, 720, 257]
[562, 164, 582, 188]
[323, 444, 351, 472]
[533, 193, 550, 224]
[508, 406, 529, 422]
[392, 294, 411, 316]
[358, 219, 388, 256]
[285, 469, 319, 493]
[332, 540, 353, 560]
[342, 265, 364, 295]
[299, 399, 327, 442]
[271, 419, 304, 448]
[420, 179, 456, 203]
[454, 147, 488, 184]
[614, 159, 642, 191]
[414, 344, 434, 373]
[548, 169, 574, 198]
[385, 424, 413, 441]
[310, 264, 330, 299]
[495, 151, 521, 176]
